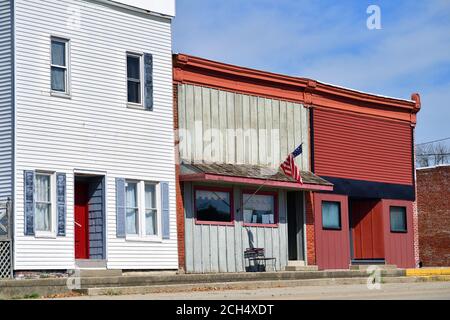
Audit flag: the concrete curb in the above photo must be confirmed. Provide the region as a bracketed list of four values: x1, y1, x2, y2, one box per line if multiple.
[82, 276, 450, 297]
[406, 268, 450, 276]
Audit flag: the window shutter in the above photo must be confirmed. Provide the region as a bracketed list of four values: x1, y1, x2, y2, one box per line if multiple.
[160, 181, 170, 239]
[24, 170, 35, 236]
[116, 178, 126, 238]
[143, 53, 153, 110]
[56, 173, 67, 236]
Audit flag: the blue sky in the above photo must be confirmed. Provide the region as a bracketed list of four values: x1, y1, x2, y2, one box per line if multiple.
[172, 0, 450, 144]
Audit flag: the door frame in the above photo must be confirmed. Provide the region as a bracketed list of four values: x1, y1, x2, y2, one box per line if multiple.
[74, 173, 107, 262]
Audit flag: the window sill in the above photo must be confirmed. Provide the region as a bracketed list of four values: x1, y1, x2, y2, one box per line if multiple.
[243, 223, 279, 228]
[125, 236, 163, 243]
[50, 91, 71, 99]
[34, 232, 57, 239]
[127, 103, 147, 110]
[195, 220, 235, 226]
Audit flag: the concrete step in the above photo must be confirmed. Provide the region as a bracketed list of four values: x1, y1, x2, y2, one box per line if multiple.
[75, 259, 107, 269]
[76, 269, 123, 278]
[285, 266, 319, 272]
[350, 264, 398, 271]
[287, 260, 306, 267]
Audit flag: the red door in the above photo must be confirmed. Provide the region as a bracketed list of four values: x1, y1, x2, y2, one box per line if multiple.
[75, 182, 90, 259]
[350, 199, 384, 260]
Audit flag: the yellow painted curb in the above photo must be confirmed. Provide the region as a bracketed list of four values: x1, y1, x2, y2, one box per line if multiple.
[406, 268, 450, 276]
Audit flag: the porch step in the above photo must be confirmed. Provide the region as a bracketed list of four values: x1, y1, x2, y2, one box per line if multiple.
[77, 269, 123, 278]
[287, 260, 306, 267]
[285, 266, 319, 272]
[349, 264, 398, 271]
[75, 259, 107, 269]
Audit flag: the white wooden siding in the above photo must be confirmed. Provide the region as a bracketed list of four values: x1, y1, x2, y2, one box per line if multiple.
[0, 0, 13, 201]
[178, 84, 310, 171]
[13, 0, 176, 270]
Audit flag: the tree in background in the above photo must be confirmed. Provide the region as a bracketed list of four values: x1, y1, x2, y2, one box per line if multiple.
[416, 142, 450, 168]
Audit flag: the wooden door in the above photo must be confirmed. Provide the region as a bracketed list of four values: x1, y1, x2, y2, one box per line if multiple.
[350, 199, 384, 260]
[75, 182, 90, 259]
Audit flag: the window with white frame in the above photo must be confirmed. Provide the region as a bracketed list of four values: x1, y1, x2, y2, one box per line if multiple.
[51, 37, 69, 94]
[125, 180, 160, 238]
[127, 53, 142, 104]
[35, 173, 53, 233]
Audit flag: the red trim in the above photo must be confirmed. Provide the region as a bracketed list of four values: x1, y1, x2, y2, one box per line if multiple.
[193, 185, 235, 226]
[241, 189, 279, 228]
[173, 54, 420, 125]
[180, 173, 333, 192]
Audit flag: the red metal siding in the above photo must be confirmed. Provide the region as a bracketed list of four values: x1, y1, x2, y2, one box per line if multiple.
[382, 200, 415, 268]
[314, 193, 350, 270]
[313, 108, 413, 185]
[350, 200, 384, 260]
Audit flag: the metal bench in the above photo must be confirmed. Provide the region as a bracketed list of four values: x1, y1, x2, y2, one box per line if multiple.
[244, 248, 277, 272]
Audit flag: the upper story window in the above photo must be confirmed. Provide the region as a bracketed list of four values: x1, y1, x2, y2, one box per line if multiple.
[51, 37, 69, 95]
[35, 173, 54, 233]
[195, 187, 233, 225]
[243, 191, 277, 226]
[127, 53, 142, 105]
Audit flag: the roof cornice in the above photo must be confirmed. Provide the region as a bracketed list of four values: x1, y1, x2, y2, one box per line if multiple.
[174, 54, 421, 125]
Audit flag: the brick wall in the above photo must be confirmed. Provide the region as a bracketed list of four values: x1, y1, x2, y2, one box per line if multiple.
[173, 82, 186, 271]
[416, 165, 450, 267]
[305, 191, 316, 265]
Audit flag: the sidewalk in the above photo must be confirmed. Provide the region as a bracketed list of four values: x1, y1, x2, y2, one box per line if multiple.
[2, 268, 450, 299]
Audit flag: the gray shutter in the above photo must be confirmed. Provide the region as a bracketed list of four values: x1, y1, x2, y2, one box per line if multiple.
[24, 170, 35, 236]
[56, 173, 67, 236]
[143, 53, 153, 110]
[116, 178, 126, 238]
[161, 181, 170, 239]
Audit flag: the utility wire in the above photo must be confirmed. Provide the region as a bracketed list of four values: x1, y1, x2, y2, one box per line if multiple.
[416, 137, 450, 146]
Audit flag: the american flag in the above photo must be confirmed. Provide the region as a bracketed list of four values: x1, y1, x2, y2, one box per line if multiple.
[280, 143, 303, 184]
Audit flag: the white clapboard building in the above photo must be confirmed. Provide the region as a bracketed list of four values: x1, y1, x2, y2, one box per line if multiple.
[0, 0, 177, 273]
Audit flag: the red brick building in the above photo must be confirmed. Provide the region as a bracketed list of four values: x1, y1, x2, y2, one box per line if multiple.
[416, 165, 450, 266]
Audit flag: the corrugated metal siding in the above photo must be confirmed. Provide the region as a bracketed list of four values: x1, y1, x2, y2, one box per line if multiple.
[13, 0, 176, 270]
[0, 0, 13, 201]
[178, 84, 310, 171]
[184, 182, 289, 273]
[382, 200, 415, 268]
[314, 193, 350, 270]
[313, 108, 413, 185]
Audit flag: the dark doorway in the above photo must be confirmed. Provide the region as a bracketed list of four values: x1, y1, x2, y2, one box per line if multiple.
[287, 191, 305, 261]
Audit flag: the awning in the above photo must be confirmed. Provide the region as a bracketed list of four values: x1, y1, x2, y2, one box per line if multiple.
[180, 162, 333, 191]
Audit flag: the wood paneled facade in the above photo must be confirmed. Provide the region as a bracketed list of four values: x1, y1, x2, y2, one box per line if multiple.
[174, 54, 420, 272]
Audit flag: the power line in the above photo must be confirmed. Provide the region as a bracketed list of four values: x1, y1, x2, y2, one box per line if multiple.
[418, 153, 450, 156]
[416, 137, 450, 146]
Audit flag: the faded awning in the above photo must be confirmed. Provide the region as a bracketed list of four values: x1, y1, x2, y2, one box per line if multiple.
[180, 162, 333, 191]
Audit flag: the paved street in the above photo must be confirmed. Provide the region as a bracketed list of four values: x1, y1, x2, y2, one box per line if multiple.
[57, 281, 450, 300]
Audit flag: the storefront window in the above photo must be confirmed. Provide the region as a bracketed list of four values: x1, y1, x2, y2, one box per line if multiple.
[390, 206, 407, 232]
[195, 188, 233, 223]
[322, 201, 341, 230]
[243, 192, 277, 226]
